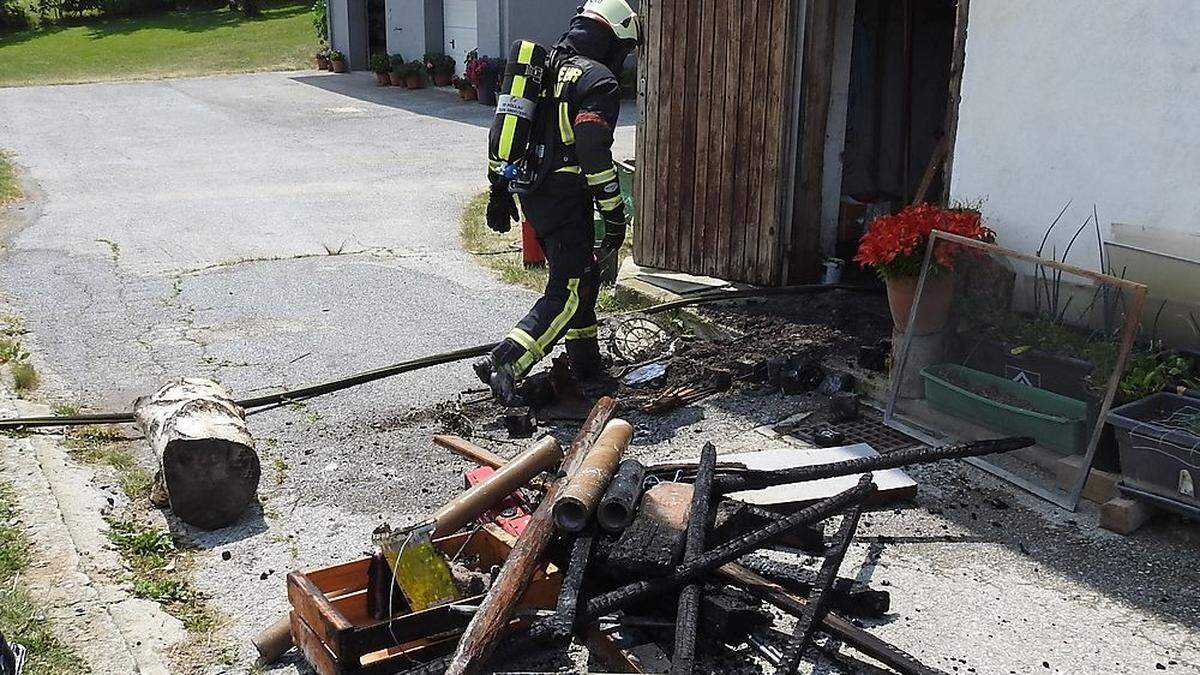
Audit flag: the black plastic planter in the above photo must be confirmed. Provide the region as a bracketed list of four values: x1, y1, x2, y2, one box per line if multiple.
[1108, 392, 1200, 513]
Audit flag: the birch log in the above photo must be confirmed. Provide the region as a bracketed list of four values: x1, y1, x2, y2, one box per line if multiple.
[134, 378, 260, 530]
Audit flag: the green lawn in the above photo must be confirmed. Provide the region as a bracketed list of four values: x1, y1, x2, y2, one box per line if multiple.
[0, 0, 318, 87]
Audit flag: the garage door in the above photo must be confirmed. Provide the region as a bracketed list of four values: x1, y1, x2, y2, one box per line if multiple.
[443, 0, 477, 77]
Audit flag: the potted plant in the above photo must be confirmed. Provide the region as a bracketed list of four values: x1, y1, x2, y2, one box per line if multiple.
[370, 53, 391, 85]
[329, 49, 348, 73]
[424, 53, 456, 87]
[389, 55, 406, 87]
[854, 203, 994, 336]
[316, 46, 332, 71]
[481, 57, 505, 106]
[403, 60, 424, 89]
[452, 76, 477, 100]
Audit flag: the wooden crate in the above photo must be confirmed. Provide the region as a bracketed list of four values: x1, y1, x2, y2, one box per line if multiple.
[287, 524, 561, 675]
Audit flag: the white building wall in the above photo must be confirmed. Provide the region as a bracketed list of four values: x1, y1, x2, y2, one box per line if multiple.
[949, 0, 1200, 270]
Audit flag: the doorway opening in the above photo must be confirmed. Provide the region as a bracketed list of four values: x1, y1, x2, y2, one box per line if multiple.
[831, 0, 960, 266]
[367, 0, 387, 59]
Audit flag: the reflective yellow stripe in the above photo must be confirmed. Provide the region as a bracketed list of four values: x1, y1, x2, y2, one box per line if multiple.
[598, 195, 624, 211]
[515, 351, 539, 377]
[559, 101, 575, 145]
[565, 325, 598, 341]
[488, 159, 502, 171]
[517, 40, 535, 66]
[539, 278, 580, 353]
[586, 168, 618, 186]
[507, 328, 543, 360]
[556, 165, 582, 174]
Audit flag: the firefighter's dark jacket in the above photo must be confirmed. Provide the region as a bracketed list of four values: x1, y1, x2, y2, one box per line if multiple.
[543, 17, 627, 225]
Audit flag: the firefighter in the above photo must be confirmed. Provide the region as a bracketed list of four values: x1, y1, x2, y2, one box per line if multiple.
[475, 0, 639, 405]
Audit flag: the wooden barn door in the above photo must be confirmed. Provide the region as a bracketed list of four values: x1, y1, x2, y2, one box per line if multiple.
[633, 0, 808, 286]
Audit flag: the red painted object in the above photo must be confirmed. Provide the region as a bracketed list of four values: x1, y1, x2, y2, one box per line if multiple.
[464, 466, 533, 537]
[522, 220, 546, 268]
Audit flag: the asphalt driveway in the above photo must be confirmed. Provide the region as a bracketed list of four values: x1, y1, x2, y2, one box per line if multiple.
[0, 70, 634, 670]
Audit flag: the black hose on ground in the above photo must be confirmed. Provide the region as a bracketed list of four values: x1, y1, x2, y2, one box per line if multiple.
[0, 284, 878, 430]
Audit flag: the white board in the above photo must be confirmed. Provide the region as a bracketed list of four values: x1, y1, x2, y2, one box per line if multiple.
[722, 443, 917, 507]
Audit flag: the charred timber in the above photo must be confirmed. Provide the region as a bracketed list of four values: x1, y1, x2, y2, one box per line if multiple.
[717, 564, 947, 675]
[550, 526, 595, 641]
[698, 437, 1034, 493]
[671, 443, 717, 675]
[597, 459, 646, 533]
[737, 554, 890, 619]
[775, 485, 872, 675]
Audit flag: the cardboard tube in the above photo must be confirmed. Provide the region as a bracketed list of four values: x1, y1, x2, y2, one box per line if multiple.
[432, 436, 563, 537]
[252, 614, 292, 666]
[553, 419, 633, 533]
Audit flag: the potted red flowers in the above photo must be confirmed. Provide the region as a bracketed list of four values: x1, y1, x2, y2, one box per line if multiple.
[854, 203, 994, 335]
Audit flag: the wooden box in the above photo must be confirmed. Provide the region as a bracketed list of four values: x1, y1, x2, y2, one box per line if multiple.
[287, 524, 560, 674]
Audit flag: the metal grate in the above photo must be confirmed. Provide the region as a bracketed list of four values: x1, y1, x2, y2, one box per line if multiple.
[819, 409, 922, 454]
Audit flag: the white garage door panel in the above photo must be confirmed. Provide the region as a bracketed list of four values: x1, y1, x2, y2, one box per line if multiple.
[444, 0, 477, 76]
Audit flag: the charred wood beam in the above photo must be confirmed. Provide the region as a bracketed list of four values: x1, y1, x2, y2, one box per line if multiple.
[713, 500, 826, 555]
[737, 554, 890, 619]
[671, 442, 717, 674]
[717, 564, 946, 675]
[702, 437, 1033, 493]
[598, 459, 646, 533]
[445, 397, 617, 675]
[550, 526, 596, 642]
[775, 490, 871, 675]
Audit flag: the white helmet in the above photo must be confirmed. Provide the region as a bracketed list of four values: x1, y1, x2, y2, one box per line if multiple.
[580, 0, 640, 44]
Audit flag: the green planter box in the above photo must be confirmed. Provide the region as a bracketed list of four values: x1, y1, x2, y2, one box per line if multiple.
[921, 364, 1088, 454]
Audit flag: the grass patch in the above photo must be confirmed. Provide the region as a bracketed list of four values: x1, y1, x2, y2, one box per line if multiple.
[460, 191, 651, 315]
[65, 426, 154, 499]
[107, 519, 221, 634]
[0, 0, 317, 87]
[0, 483, 87, 674]
[0, 152, 20, 205]
[10, 361, 38, 392]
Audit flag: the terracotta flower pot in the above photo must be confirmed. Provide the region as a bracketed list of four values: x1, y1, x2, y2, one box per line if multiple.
[331, 59, 348, 73]
[389, 72, 405, 87]
[316, 55, 331, 70]
[405, 74, 422, 89]
[375, 72, 390, 86]
[434, 72, 452, 87]
[886, 273, 955, 336]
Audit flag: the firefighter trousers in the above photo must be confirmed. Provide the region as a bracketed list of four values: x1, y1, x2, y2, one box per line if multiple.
[492, 176, 599, 377]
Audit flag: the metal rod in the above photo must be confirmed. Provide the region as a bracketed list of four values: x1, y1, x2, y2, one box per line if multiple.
[775, 488, 871, 674]
[671, 442, 717, 675]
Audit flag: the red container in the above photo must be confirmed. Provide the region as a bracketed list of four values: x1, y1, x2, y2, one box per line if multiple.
[522, 220, 546, 268]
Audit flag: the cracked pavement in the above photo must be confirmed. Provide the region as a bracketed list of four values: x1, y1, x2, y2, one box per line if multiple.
[2, 71, 1198, 675]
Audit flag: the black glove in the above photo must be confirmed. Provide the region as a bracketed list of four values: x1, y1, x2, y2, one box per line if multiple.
[600, 210, 627, 253]
[486, 187, 519, 234]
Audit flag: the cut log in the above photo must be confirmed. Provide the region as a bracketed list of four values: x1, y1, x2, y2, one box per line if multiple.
[134, 378, 260, 530]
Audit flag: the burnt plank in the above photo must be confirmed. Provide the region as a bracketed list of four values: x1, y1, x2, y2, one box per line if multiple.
[602, 482, 692, 578]
[288, 570, 355, 659]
